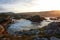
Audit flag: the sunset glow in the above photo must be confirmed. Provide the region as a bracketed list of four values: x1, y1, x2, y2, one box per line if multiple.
[0, 0, 60, 13]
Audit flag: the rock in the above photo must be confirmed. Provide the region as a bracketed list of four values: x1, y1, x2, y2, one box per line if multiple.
[56, 29, 60, 34]
[44, 29, 54, 35]
[15, 31, 24, 36]
[50, 36, 60, 40]
[0, 25, 4, 34]
[24, 29, 40, 35]
[24, 31, 33, 35]
[44, 22, 60, 35]
[30, 29, 40, 35]
[26, 15, 45, 23]
[33, 37, 48, 40]
[0, 18, 6, 24]
[1, 38, 10, 40]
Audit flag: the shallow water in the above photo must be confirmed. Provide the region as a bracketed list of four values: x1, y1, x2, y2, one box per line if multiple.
[8, 19, 53, 30]
[7, 19, 54, 34]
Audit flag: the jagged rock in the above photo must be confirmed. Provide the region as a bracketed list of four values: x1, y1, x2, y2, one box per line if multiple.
[15, 31, 24, 36]
[26, 15, 45, 23]
[33, 37, 48, 40]
[0, 18, 6, 24]
[44, 22, 60, 35]
[0, 25, 4, 34]
[0, 16, 11, 25]
[50, 36, 60, 40]
[24, 29, 40, 35]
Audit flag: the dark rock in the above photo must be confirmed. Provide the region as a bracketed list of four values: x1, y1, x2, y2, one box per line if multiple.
[26, 15, 45, 23]
[30, 29, 40, 35]
[15, 31, 24, 36]
[50, 36, 60, 40]
[55, 28, 60, 34]
[33, 37, 48, 40]
[0, 18, 6, 24]
[24, 29, 40, 35]
[44, 22, 60, 35]
[24, 31, 33, 35]
[44, 29, 54, 35]
[0, 25, 4, 34]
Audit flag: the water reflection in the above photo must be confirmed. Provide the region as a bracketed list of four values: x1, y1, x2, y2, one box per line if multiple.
[7, 19, 54, 34]
[7, 18, 60, 40]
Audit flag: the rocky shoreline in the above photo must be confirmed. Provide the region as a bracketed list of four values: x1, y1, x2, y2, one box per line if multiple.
[0, 14, 60, 40]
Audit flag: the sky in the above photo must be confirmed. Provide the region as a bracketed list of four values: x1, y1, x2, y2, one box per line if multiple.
[0, 0, 60, 13]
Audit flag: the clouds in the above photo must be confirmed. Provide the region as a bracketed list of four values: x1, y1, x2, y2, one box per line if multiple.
[0, 7, 5, 11]
[0, 0, 17, 4]
[30, 0, 60, 11]
[0, 0, 60, 13]
[0, 0, 32, 12]
[0, 0, 31, 4]
[0, 6, 8, 12]
[0, 0, 26, 4]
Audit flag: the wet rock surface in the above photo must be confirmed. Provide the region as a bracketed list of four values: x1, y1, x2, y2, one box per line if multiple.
[50, 36, 60, 40]
[0, 14, 60, 40]
[44, 22, 60, 35]
[6, 20, 60, 40]
[26, 15, 45, 23]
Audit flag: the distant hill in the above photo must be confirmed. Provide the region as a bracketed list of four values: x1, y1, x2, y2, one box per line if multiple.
[17, 10, 60, 17]
[0, 10, 60, 17]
